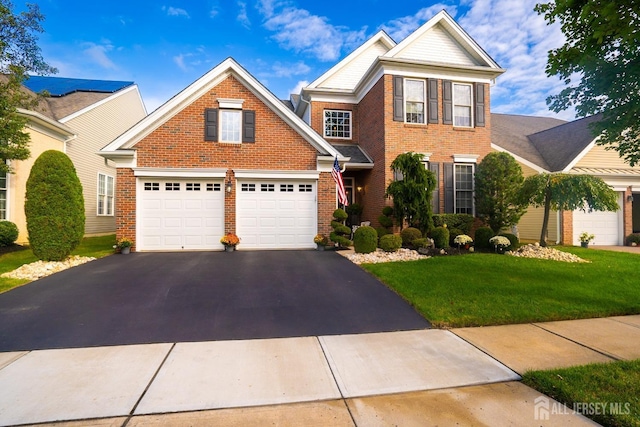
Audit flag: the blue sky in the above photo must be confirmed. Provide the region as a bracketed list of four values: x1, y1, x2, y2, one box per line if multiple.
[32, 0, 573, 119]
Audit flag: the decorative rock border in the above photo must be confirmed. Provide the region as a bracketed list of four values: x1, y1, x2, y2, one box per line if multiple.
[1, 256, 97, 281]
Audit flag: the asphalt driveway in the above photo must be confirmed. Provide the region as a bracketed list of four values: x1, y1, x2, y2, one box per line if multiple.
[0, 250, 429, 351]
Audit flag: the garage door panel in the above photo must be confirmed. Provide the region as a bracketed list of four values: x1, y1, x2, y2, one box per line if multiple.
[573, 193, 623, 245]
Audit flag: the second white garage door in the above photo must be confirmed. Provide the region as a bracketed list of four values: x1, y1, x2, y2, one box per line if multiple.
[236, 180, 317, 249]
[572, 192, 623, 246]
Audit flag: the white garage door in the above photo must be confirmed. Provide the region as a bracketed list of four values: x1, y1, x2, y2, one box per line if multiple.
[572, 193, 623, 246]
[236, 180, 317, 249]
[139, 179, 224, 251]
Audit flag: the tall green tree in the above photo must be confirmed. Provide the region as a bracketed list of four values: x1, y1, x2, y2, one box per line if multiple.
[521, 173, 619, 246]
[535, 0, 640, 165]
[0, 0, 57, 174]
[385, 152, 436, 232]
[475, 152, 528, 233]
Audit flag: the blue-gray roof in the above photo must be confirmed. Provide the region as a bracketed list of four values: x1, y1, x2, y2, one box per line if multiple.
[24, 76, 134, 97]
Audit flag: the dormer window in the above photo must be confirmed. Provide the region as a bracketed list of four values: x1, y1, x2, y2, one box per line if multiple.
[220, 110, 242, 143]
[204, 100, 255, 143]
[324, 110, 351, 139]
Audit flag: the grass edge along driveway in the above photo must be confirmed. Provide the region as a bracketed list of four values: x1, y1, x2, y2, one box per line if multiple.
[362, 246, 640, 328]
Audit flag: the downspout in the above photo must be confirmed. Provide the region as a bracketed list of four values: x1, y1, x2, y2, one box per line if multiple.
[556, 210, 561, 244]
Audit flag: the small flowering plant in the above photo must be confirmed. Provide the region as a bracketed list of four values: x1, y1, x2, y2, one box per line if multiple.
[489, 235, 511, 251]
[220, 233, 240, 247]
[579, 232, 595, 243]
[114, 237, 133, 249]
[453, 234, 473, 246]
[314, 233, 329, 245]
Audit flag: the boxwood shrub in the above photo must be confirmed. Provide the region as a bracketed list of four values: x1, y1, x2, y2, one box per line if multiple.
[379, 234, 402, 252]
[626, 233, 640, 246]
[0, 221, 19, 247]
[400, 227, 422, 247]
[474, 226, 495, 250]
[25, 150, 85, 261]
[430, 226, 450, 249]
[353, 226, 378, 254]
[432, 214, 474, 234]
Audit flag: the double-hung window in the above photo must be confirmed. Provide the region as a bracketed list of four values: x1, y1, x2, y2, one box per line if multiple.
[324, 110, 351, 139]
[219, 110, 242, 143]
[454, 164, 474, 214]
[453, 83, 473, 127]
[97, 173, 114, 216]
[405, 79, 426, 124]
[0, 169, 7, 220]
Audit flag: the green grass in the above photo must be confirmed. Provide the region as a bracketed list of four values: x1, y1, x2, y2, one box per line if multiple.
[0, 234, 116, 294]
[522, 359, 640, 427]
[362, 247, 640, 327]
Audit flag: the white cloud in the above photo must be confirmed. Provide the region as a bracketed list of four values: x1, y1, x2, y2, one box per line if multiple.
[289, 80, 309, 96]
[458, 0, 572, 118]
[237, 1, 251, 28]
[82, 42, 117, 70]
[259, 4, 367, 62]
[173, 53, 191, 72]
[162, 6, 190, 18]
[380, 4, 458, 41]
[271, 61, 310, 78]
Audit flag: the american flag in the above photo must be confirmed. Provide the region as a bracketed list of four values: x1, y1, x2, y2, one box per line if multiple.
[332, 156, 349, 206]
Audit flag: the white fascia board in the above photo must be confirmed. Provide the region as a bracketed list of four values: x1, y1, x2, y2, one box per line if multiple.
[17, 108, 76, 141]
[60, 85, 143, 123]
[233, 169, 321, 180]
[318, 155, 350, 172]
[99, 150, 137, 168]
[307, 30, 395, 90]
[133, 168, 227, 178]
[491, 143, 549, 173]
[345, 163, 374, 170]
[561, 137, 599, 172]
[378, 58, 505, 81]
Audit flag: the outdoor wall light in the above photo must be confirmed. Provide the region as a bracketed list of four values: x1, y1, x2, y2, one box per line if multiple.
[225, 179, 233, 193]
[357, 186, 365, 195]
[628, 195, 634, 202]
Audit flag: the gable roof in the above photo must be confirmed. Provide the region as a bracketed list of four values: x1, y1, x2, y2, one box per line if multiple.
[101, 57, 343, 160]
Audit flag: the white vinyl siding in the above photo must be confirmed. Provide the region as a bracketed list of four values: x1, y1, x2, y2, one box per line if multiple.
[393, 24, 480, 66]
[405, 79, 426, 124]
[319, 40, 390, 91]
[97, 173, 114, 216]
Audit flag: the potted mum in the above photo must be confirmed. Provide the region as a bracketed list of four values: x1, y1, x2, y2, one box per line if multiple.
[489, 235, 511, 254]
[220, 233, 240, 252]
[453, 234, 473, 250]
[314, 233, 329, 251]
[579, 232, 595, 248]
[114, 237, 133, 254]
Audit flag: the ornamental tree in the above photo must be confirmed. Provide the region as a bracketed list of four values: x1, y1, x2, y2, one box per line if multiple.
[25, 150, 85, 261]
[475, 152, 528, 233]
[0, 0, 57, 174]
[535, 0, 640, 165]
[520, 173, 619, 246]
[385, 152, 436, 232]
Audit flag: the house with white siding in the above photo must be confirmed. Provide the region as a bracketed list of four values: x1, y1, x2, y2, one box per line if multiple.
[2, 77, 146, 243]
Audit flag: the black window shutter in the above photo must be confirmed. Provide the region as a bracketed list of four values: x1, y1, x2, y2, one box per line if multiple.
[242, 110, 256, 143]
[475, 83, 486, 127]
[442, 81, 452, 125]
[444, 162, 454, 213]
[429, 162, 440, 213]
[204, 108, 218, 141]
[428, 79, 439, 124]
[393, 76, 404, 122]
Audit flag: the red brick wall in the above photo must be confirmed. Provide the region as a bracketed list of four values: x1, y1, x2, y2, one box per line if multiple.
[624, 186, 633, 242]
[119, 75, 335, 247]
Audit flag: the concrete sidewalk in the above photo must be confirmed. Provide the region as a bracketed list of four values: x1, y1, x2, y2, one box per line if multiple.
[1, 316, 638, 426]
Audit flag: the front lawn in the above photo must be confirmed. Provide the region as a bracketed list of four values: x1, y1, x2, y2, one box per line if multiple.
[0, 234, 116, 294]
[362, 247, 640, 327]
[522, 359, 640, 427]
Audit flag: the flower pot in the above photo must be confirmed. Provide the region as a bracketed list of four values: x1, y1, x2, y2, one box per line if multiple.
[121, 247, 131, 255]
[316, 244, 325, 251]
[580, 242, 589, 248]
[224, 245, 235, 252]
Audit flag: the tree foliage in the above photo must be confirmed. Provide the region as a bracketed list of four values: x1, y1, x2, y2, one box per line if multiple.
[385, 152, 436, 232]
[25, 150, 85, 261]
[535, 0, 640, 165]
[521, 173, 619, 246]
[0, 0, 57, 174]
[475, 152, 528, 233]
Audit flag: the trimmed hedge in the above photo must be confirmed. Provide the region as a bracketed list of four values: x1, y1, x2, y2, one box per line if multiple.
[0, 221, 19, 247]
[25, 150, 85, 261]
[474, 226, 495, 250]
[353, 226, 378, 254]
[400, 227, 422, 247]
[379, 234, 402, 252]
[626, 233, 640, 246]
[431, 226, 450, 249]
[432, 214, 474, 234]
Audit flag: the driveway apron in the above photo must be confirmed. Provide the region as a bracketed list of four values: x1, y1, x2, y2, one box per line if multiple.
[0, 250, 429, 351]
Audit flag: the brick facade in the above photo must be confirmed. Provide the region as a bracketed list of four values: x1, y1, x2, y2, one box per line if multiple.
[116, 75, 336, 250]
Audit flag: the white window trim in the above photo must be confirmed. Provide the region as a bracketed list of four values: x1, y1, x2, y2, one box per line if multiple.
[97, 173, 115, 216]
[453, 82, 474, 128]
[217, 98, 244, 109]
[404, 78, 426, 124]
[323, 109, 352, 140]
[0, 166, 9, 221]
[453, 163, 475, 215]
[219, 109, 242, 144]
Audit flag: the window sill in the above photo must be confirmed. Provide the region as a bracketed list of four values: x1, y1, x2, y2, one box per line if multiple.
[453, 126, 475, 131]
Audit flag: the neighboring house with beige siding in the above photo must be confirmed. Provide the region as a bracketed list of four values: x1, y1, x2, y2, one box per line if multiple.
[2, 77, 146, 244]
[492, 113, 640, 246]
